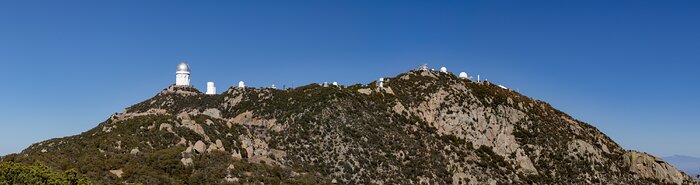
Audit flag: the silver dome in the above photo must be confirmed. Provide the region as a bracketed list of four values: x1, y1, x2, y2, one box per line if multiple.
[177, 62, 190, 72]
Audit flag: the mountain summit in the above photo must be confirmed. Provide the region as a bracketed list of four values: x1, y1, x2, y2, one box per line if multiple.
[2, 69, 695, 184]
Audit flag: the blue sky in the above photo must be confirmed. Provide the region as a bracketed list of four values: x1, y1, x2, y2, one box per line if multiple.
[0, 1, 698, 157]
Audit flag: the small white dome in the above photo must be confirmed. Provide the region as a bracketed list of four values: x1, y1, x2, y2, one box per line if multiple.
[177, 62, 190, 73]
[238, 81, 246, 88]
[440, 67, 447, 73]
[459, 72, 468, 79]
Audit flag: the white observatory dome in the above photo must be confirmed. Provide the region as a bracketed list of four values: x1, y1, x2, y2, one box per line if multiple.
[440, 67, 447, 73]
[177, 62, 191, 73]
[175, 62, 191, 86]
[459, 72, 468, 79]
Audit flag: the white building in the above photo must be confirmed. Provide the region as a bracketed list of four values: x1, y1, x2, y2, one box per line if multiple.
[238, 81, 246, 88]
[378, 78, 384, 88]
[271, 84, 277, 89]
[332, 82, 338, 86]
[440, 67, 447, 73]
[418, 64, 429, 71]
[175, 62, 191, 86]
[206, 82, 216, 95]
[459, 72, 468, 79]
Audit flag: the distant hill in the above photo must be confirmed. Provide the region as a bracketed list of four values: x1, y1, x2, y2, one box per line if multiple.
[1, 69, 696, 184]
[665, 155, 700, 178]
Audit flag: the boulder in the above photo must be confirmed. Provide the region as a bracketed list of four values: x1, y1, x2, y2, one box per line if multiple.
[180, 157, 193, 166]
[109, 169, 123, 178]
[130, 148, 140, 154]
[159, 123, 173, 133]
[193, 140, 206, 154]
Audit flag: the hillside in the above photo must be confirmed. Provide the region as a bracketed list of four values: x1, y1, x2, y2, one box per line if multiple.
[665, 155, 700, 179]
[1, 69, 695, 184]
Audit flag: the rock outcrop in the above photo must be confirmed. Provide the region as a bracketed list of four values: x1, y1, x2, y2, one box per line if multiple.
[624, 151, 692, 184]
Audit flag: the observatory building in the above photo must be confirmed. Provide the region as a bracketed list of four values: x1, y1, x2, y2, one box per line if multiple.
[440, 67, 447, 73]
[176, 62, 191, 86]
[459, 72, 468, 79]
[206, 82, 216, 95]
[238, 81, 246, 88]
[418, 64, 429, 71]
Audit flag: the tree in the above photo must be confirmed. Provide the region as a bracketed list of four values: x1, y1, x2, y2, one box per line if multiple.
[0, 162, 91, 185]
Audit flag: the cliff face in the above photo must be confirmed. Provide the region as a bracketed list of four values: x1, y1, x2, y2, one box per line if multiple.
[2, 70, 695, 184]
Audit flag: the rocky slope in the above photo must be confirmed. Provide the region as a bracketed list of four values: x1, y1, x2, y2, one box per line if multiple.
[2, 70, 695, 184]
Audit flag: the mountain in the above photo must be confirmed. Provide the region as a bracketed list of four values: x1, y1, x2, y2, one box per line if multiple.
[665, 155, 700, 178]
[1, 69, 696, 184]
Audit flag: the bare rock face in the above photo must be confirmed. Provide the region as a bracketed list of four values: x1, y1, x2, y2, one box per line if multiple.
[180, 157, 193, 166]
[109, 169, 124, 178]
[623, 151, 692, 184]
[159, 123, 173, 133]
[193, 140, 206, 154]
[203, 108, 222, 119]
[158, 85, 201, 96]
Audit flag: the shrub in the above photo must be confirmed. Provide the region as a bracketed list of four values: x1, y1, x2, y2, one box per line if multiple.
[0, 162, 92, 185]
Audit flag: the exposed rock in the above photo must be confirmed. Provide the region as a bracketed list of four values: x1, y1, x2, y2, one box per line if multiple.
[231, 150, 243, 159]
[623, 151, 692, 184]
[159, 123, 173, 133]
[109, 169, 123, 178]
[193, 140, 206, 154]
[225, 174, 239, 183]
[203, 108, 222, 119]
[357, 88, 372, 95]
[181, 120, 209, 141]
[130, 148, 140, 154]
[180, 157, 193, 166]
[215, 139, 224, 150]
[176, 138, 187, 146]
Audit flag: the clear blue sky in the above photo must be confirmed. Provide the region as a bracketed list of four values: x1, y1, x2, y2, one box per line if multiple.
[0, 1, 698, 157]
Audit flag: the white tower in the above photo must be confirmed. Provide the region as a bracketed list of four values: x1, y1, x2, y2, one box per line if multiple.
[459, 72, 468, 79]
[238, 81, 246, 88]
[175, 62, 191, 86]
[440, 67, 447, 73]
[378, 78, 384, 88]
[206, 82, 216, 95]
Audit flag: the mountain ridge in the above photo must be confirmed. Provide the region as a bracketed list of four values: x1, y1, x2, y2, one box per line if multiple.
[1, 69, 695, 184]
[664, 155, 700, 178]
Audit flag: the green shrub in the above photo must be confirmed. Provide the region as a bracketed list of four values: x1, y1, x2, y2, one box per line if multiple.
[0, 162, 91, 185]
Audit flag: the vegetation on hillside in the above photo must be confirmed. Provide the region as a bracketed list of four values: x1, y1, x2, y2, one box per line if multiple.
[2, 70, 693, 184]
[0, 162, 91, 185]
